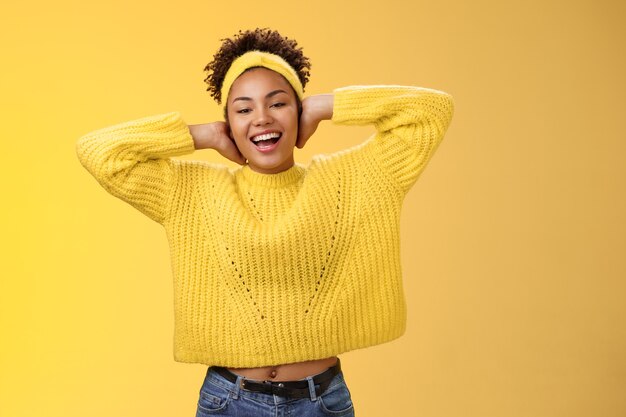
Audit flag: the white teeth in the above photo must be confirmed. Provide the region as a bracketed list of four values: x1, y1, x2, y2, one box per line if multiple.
[251, 132, 281, 142]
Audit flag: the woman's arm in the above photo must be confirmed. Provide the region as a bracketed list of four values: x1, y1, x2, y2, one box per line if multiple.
[76, 112, 243, 224]
[330, 85, 454, 193]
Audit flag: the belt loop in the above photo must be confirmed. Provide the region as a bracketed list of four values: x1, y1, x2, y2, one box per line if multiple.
[306, 376, 317, 401]
[232, 375, 243, 400]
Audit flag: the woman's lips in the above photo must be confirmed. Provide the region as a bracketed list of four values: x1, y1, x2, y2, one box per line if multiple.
[250, 132, 282, 153]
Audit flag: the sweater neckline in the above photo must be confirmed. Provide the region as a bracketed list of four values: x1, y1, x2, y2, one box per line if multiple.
[239, 163, 305, 188]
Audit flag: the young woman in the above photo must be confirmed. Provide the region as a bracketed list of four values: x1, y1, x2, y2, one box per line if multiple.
[76, 28, 454, 417]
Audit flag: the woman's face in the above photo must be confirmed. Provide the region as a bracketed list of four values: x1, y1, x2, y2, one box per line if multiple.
[226, 67, 299, 174]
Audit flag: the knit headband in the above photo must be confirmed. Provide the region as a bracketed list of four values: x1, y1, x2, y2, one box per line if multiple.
[220, 50, 304, 105]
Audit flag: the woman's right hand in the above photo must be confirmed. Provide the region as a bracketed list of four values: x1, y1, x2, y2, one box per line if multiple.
[188, 121, 246, 165]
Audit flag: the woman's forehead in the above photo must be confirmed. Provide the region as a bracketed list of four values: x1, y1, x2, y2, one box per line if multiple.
[228, 67, 294, 103]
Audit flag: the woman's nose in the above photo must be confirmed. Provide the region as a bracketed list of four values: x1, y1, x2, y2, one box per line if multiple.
[254, 108, 273, 125]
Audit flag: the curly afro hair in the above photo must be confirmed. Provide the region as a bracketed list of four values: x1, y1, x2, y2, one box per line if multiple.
[204, 28, 311, 105]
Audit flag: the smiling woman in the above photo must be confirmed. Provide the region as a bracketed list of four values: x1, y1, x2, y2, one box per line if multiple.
[226, 68, 300, 174]
[75, 28, 454, 416]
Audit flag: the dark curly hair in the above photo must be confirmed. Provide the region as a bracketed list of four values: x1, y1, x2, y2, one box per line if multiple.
[204, 28, 311, 105]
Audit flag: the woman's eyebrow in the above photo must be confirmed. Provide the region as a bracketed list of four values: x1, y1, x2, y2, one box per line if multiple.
[266, 89, 288, 98]
[232, 89, 288, 103]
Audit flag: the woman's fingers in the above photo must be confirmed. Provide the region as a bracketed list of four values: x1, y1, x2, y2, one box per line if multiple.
[220, 137, 246, 165]
[213, 123, 245, 165]
[297, 95, 333, 149]
[297, 114, 319, 149]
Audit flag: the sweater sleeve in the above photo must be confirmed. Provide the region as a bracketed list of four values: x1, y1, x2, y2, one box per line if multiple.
[75, 112, 196, 224]
[331, 85, 454, 193]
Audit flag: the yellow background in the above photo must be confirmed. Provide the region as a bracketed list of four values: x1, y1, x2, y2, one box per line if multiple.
[1, 0, 625, 416]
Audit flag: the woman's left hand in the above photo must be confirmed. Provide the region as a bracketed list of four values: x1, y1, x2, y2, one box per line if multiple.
[296, 94, 334, 149]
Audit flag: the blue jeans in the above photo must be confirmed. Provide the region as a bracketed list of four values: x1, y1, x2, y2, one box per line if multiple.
[195, 365, 355, 416]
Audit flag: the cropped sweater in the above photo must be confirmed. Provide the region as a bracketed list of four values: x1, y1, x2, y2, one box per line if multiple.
[76, 85, 454, 367]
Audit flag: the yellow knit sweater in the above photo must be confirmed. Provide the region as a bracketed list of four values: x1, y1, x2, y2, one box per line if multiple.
[76, 86, 454, 367]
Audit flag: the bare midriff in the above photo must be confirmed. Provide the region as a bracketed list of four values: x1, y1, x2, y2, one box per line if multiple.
[226, 356, 339, 382]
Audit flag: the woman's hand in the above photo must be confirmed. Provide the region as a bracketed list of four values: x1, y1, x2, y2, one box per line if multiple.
[188, 121, 246, 165]
[296, 94, 334, 149]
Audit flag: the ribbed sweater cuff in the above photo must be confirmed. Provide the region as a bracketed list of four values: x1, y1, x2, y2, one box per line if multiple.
[331, 86, 379, 126]
[331, 85, 454, 130]
[76, 112, 196, 162]
[117, 111, 196, 157]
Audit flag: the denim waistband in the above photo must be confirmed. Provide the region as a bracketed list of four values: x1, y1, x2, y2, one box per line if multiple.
[203, 361, 345, 404]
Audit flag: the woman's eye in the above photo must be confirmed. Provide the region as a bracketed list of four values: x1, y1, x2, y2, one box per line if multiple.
[271, 102, 285, 108]
[236, 108, 251, 114]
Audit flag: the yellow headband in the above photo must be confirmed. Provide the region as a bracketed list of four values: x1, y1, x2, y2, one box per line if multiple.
[220, 50, 304, 105]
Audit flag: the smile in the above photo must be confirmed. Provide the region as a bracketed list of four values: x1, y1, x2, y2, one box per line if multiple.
[250, 131, 282, 152]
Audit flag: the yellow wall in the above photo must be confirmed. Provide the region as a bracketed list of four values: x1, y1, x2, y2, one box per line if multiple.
[1, 1, 625, 416]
